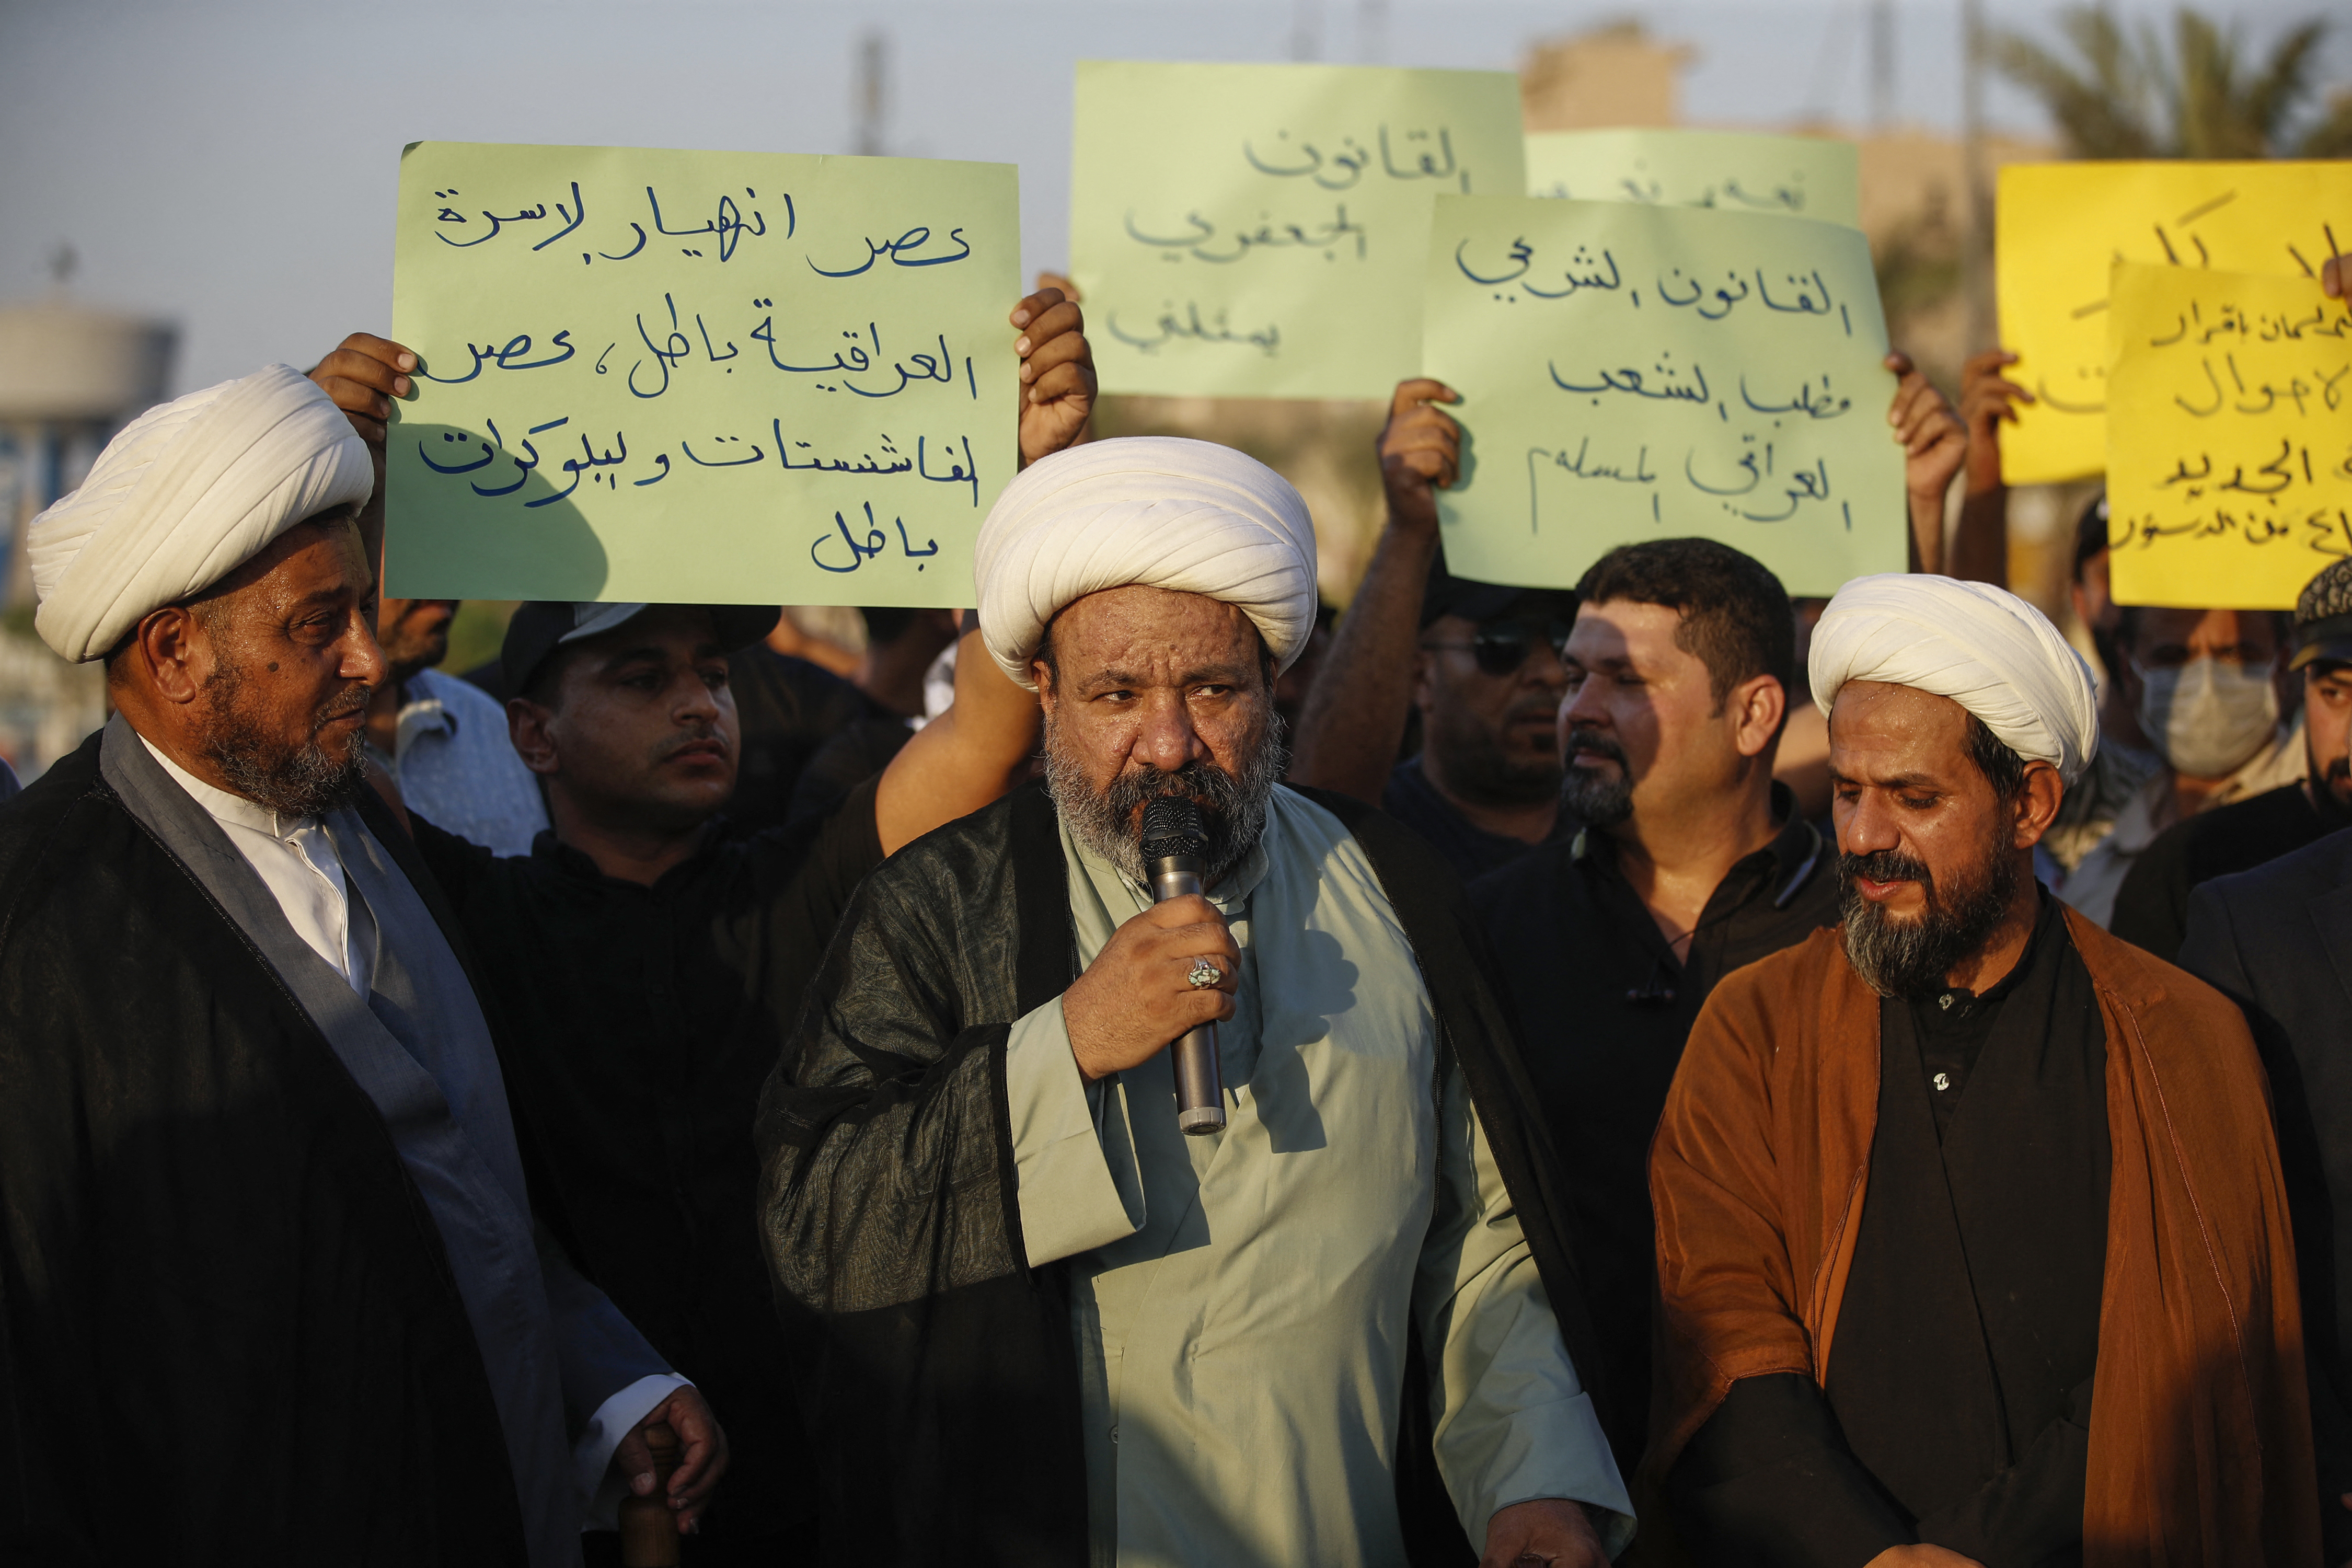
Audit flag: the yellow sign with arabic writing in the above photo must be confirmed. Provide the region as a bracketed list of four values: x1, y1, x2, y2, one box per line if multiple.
[1995, 160, 2350, 485]
[1423, 196, 1905, 597]
[1070, 61, 1525, 400]
[2104, 262, 2352, 608]
[387, 141, 1020, 606]
[1526, 129, 1861, 230]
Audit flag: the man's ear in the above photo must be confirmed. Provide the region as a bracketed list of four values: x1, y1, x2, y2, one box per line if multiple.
[2013, 760, 2066, 849]
[134, 605, 210, 706]
[1728, 673, 1786, 760]
[508, 696, 560, 777]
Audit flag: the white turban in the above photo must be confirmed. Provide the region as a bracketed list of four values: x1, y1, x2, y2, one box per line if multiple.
[27, 364, 373, 663]
[974, 436, 1318, 690]
[1809, 573, 2100, 785]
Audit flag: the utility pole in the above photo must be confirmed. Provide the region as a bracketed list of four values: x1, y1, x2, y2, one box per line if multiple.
[854, 30, 889, 157]
[1961, 0, 1996, 353]
[1289, 0, 1322, 62]
[1868, 0, 1896, 131]
[1357, 0, 1388, 64]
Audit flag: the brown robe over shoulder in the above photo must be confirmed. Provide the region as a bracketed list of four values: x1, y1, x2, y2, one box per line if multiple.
[1645, 906, 2318, 1564]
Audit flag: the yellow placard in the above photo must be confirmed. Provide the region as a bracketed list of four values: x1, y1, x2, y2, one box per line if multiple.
[2104, 262, 2352, 609]
[1994, 160, 2351, 485]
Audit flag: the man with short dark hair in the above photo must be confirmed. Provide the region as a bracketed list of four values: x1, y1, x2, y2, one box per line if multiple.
[0, 365, 721, 1563]
[1297, 362, 1968, 883]
[2111, 557, 2352, 962]
[1471, 536, 1838, 1477]
[1651, 573, 2315, 1565]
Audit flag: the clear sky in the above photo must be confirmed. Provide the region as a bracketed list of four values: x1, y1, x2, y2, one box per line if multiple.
[3, 0, 2341, 393]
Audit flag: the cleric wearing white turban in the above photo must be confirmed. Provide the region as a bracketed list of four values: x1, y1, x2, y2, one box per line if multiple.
[0, 362, 714, 1565]
[1809, 572, 2101, 788]
[758, 434, 1632, 1567]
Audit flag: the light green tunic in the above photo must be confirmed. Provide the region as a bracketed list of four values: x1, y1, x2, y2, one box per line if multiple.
[1005, 788, 1634, 1567]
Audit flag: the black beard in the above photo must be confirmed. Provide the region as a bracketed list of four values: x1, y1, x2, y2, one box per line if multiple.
[198, 651, 372, 817]
[1838, 838, 2018, 999]
[1045, 710, 1289, 885]
[1559, 729, 1633, 827]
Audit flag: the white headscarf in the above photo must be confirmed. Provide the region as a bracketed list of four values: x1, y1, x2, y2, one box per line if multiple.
[1809, 573, 2100, 785]
[974, 436, 1318, 690]
[27, 364, 373, 663]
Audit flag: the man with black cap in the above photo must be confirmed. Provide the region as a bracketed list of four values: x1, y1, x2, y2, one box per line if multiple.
[1290, 379, 1576, 882]
[403, 596, 1044, 1562]
[2111, 557, 2352, 963]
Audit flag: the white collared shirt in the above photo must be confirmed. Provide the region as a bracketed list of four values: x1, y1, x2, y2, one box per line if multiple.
[142, 735, 371, 995]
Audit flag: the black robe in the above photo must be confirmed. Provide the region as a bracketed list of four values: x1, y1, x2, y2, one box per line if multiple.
[0, 732, 525, 1564]
[753, 781, 1609, 1567]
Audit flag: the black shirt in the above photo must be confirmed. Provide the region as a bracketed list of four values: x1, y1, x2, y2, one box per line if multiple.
[1381, 753, 1571, 883]
[725, 646, 892, 837]
[1470, 785, 1839, 1471]
[409, 780, 886, 1544]
[1675, 894, 2109, 1568]
[2111, 782, 2334, 965]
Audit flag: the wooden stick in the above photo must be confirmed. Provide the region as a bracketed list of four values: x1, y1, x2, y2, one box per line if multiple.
[617, 1423, 683, 1567]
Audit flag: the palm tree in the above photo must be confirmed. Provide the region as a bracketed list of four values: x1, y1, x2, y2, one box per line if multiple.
[1990, 6, 2336, 158]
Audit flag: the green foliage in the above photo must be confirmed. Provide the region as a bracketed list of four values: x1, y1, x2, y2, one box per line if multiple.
[1991, 6, 2338, 159]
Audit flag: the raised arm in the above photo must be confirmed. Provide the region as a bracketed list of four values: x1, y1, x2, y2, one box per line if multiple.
[873, 621, 1040, 855]
[1289, 379, 1457, 801]
[1887, 352, 1967, 577]
[1949, 349, 2034, 586]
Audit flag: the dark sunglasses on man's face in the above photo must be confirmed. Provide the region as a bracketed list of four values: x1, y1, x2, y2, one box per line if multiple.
[1422, 618, 1574, 678]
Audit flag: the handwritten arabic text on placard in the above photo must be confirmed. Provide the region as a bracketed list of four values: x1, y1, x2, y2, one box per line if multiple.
[1526, 129, 1861, 230]
[388, 141, 1021, 606]
[1070, 61, 1525, 400]
[1994, 160, 2349, 486]
[1423, 196, 1904, 597]
[2105, 262, 2352, 609]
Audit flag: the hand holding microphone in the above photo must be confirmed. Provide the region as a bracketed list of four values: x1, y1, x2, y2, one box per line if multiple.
[1059, 798, 1235, 1133]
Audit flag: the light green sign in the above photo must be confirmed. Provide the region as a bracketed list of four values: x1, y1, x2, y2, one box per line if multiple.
[388, 141, 1021, 607]
[1525, 128, 1861, 230]
[1423, 196, 1905, 597]
[1070, 62, 1525, 401]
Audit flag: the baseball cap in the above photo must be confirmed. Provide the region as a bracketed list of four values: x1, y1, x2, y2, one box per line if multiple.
[501, 602, 782, 697]
[2290, 559, 2352, 672]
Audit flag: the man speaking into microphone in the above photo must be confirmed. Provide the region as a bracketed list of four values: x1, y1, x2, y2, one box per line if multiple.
[757, 437, 1630, 1566]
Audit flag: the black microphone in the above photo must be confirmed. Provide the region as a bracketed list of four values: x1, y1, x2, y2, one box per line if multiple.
[1139, 797, 1227, 1136]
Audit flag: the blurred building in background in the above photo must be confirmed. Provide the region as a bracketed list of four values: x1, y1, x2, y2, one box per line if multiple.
[0, 258, 175, 779]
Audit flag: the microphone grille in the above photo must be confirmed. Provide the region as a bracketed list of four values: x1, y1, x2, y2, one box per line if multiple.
[1138, 797, 1208, 861]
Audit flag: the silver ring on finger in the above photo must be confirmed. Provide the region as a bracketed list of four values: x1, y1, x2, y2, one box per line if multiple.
[1186, 956, 1221, 989]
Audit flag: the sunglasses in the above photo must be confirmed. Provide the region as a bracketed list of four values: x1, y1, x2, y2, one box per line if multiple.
[1422, 618, 1574, 677]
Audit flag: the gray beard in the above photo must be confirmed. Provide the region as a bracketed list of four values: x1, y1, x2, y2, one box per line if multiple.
[198, 652, 372, 818]
[1045, 708, 1289, 885]
[1559, 731, 1633, 827]
[1838, 835, 2019, 1000]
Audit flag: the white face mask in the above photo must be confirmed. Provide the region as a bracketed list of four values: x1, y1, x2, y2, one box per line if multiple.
[2136, 655, 2279, 779]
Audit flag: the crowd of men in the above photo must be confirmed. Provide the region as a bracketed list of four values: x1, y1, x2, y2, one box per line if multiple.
[0, 252, 2348, 1568]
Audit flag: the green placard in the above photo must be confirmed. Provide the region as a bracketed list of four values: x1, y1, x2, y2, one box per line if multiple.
[1070, 61, 1525, 401]
[388, 141, 1021, 606]
[1423, 195, 1906, 597]
[1525, 128, 1861, 230]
